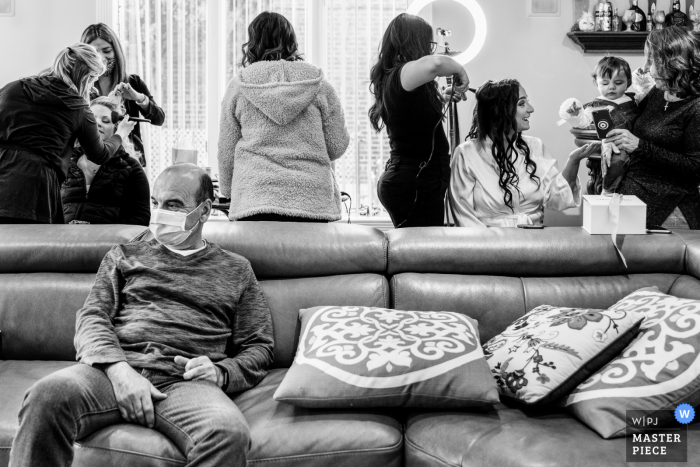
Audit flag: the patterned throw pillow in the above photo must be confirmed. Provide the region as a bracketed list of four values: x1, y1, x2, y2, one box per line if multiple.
[274, 306, 499, 408]
[565, 289, 700, 438]
[483, 304, 643, 405]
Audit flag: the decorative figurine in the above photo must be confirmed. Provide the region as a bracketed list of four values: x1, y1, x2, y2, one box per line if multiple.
[689, 5, 700, 31]
[578, 10, 596, 32]
[665, 0, 688, 27]
[654, 9, 666, 29]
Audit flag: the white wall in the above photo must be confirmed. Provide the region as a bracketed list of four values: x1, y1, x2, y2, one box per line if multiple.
[0, 0, 98, 88]
[425, 0, 657, 225]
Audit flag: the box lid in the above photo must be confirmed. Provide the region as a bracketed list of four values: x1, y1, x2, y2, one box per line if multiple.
[583, 195, 646, 206]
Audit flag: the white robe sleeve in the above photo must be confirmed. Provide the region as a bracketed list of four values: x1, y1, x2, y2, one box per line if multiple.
[541, 144, 582, 211]
[448, 146, 487, 228]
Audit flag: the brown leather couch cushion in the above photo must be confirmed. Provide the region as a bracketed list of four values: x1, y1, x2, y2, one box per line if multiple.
[404, 407, 700, 467]
[260, 274, 389, 369]
[0, 360, 77, 465]
[0, 273, 94, 361]
[0, 225, 146, 273]
[392, 272, 690, 344]
[386, 227, 692, 277]
[0, 272, 387, 366]
[203, 222, 387, 278]
[74, 425, 186, 467]
[233, 369, 403, 467]
[72, 369, 404, 467]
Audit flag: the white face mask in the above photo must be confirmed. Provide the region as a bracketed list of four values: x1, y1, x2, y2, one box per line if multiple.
[149, 202, 203, 247]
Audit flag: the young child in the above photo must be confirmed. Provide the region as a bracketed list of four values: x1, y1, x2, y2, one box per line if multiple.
[558, 57, 651, 194]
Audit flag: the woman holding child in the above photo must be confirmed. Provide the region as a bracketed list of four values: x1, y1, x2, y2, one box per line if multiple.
[607, 27, 700, 229]
[448, 79, 597, 228]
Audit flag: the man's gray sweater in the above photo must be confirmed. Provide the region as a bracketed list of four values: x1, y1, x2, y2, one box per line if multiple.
[75, 239, 274, 393]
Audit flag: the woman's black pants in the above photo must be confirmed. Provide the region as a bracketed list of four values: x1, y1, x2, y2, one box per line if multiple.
[377, 156, 450, 228]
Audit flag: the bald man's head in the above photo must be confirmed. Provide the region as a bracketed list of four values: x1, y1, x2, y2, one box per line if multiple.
[155, 164, 214, 206]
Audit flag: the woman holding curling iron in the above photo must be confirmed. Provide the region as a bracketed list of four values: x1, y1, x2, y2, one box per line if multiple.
[0, 44, 135, 224]
[81, 23, 165, 166]
[369, 13, 470, 228]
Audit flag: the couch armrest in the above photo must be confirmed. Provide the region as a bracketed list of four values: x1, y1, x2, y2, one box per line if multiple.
[675, 230, 700, 281]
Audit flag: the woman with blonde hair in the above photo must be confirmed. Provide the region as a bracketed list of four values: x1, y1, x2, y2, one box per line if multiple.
[62, 96, 151, 226]
[81, 23, 165, 166]
[0, 43, 135, 224]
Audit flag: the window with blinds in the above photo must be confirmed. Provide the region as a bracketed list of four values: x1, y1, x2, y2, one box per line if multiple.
[116, 0, 411, 218]
[115, 0, 208, 181]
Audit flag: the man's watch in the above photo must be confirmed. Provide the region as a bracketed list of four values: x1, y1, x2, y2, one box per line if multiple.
[216, 364, 228, 389]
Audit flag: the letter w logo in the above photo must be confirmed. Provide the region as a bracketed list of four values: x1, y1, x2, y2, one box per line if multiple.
[680, 410, 691, 418]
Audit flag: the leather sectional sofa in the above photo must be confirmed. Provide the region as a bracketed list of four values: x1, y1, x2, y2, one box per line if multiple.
[1, 222, 699, 467]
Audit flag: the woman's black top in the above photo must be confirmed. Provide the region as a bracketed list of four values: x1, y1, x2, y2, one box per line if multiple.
[621, 87, 700, 228]
[0, 75, 122, 181]
[61, 146, 151, 225]
[383, 65, 449, 164]
[92, 74, 165, 166]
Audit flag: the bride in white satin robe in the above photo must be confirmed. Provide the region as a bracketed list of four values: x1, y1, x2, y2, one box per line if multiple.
[449, 136, 583, 227]
[448, 81, 598, 228]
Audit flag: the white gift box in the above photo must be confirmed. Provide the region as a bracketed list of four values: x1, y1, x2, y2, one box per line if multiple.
[582, 195, 646, 235]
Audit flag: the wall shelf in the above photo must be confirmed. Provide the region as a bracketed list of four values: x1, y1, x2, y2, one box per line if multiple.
[567, 31, 649, 53]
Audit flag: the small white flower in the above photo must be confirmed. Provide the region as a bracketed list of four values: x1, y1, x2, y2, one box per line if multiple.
[592, 329, 608, 343]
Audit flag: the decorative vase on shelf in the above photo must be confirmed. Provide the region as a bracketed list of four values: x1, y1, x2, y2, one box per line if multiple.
[690, 6, 700, 31]
[622, 9, 636, 32]
[654, 10, 666, 29]
[612, 8, 621, 32]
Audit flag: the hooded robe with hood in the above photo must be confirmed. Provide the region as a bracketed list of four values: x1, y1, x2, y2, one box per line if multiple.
[0, 75, 122, 223]
[217, 60, 350, 221]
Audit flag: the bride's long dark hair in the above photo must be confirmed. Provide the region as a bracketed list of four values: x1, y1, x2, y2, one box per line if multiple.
[368, 13, 442, 132]
[467, 79, 539, 211]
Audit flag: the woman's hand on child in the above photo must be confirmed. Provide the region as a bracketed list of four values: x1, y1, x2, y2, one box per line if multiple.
[601, 141, 620, 168]
[606, 129, 640, 152]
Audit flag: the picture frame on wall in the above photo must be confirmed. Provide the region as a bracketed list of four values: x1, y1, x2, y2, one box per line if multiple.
[527, 0, 561, 17]
[0, 0, 15, 17]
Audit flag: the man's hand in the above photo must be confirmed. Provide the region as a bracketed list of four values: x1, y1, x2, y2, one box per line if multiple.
[103, 362, 167, 428]
[174, 355, 223, 387]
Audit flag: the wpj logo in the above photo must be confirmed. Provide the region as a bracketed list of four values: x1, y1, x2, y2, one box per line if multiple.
[625, 408, 690, 462]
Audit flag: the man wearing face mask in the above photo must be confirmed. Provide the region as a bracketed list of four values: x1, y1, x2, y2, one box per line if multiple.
[9, 164, 273, 467]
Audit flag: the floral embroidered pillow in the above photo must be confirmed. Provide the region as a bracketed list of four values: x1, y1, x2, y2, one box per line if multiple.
[274, 306, 499, 408]
[565, 289, 700, 438]
[483, 304, 643, 405]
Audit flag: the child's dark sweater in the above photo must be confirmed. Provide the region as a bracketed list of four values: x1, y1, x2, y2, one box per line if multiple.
[583, 92, 640, 131]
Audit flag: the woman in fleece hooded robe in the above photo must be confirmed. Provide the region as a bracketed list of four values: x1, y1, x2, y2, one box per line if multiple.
[218, 12, 350, 222]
